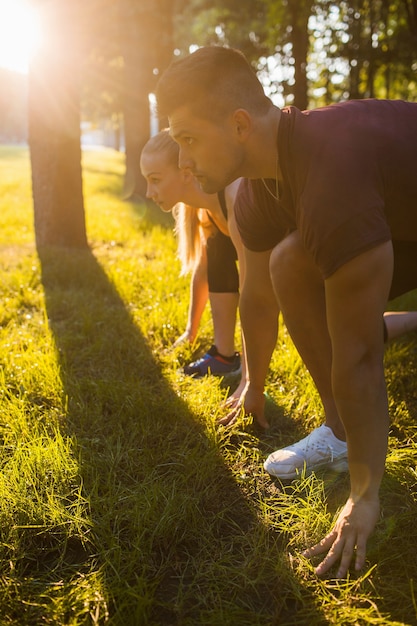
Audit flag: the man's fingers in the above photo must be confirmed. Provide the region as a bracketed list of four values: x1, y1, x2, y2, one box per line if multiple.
[354, 536, 367, 572]
[302, 531, 336, 558]
[302, 532, 343, 576]
[334, 534, 357, 578]
[303, 528, 367, 578]
[218, 397, 269, 429]
[222, 396, 239, 409]
[217, 411, 239, 426]
[305, 533, 355, 578]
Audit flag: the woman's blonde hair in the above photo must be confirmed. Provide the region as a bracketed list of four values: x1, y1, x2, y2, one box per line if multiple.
[142, 129, 214, 275]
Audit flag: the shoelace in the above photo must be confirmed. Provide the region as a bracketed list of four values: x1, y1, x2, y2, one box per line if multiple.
[300, 431, 336, 461]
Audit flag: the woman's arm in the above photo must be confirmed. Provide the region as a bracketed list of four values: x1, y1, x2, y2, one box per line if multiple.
[174, 245, 209, 346]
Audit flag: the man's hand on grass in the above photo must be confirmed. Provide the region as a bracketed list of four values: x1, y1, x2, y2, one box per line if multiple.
[302, 496, 380, 578]
[218, 383, 269, 429]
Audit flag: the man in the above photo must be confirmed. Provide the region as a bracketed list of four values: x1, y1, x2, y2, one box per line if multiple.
[155, 45, 417, 578]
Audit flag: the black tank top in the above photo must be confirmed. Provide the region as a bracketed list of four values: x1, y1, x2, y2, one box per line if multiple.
[207, 189, 228, 229]
[217, 189, 228, 218]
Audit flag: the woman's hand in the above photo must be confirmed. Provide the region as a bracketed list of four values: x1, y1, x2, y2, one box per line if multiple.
[173, 330, 195, 348]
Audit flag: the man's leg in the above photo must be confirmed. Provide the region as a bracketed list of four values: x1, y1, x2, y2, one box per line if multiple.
[270, 231, 344, 438]
[264, 231, 347, 479]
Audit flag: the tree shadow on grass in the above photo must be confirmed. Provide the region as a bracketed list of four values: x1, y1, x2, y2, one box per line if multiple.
[37, 247, 325, 626]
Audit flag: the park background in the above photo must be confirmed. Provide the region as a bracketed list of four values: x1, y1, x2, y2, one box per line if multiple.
[0, 1, 417, 624]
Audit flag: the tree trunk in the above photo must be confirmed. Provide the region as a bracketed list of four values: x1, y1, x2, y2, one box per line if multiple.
[120, 21, 155, 201]
[289, 1, 312, 110]
[347, 0, 363, 99]
[28, 1, 88, 249]
[118, 0, 174, 201]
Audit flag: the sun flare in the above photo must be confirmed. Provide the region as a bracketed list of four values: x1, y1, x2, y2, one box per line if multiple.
[0, 0, 42, 74]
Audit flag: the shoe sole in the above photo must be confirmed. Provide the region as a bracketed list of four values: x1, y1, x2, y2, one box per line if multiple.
[184, 366, 242, 379]
[264, 457, 349, 480]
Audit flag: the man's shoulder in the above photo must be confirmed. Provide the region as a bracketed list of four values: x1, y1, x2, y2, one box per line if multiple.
[224, 177, 244, 212]
[304, 98, 417, 121]
[234, 179, 289, 252]
[235, 178, 266, 206]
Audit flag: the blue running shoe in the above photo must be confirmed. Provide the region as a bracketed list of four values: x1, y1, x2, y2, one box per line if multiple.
[183, 345, 241, 378]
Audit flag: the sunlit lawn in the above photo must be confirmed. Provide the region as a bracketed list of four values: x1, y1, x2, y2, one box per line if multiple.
[0, 143, 417, 625]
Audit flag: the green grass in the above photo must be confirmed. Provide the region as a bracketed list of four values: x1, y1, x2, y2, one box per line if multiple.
[0, 143, 417, 625]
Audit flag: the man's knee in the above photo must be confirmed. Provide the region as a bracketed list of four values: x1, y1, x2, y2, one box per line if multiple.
[269, 231, 303, 278]
[269, 231, 324, 296]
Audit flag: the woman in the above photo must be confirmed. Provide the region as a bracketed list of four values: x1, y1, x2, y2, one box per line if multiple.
[140, 129, 246, 383]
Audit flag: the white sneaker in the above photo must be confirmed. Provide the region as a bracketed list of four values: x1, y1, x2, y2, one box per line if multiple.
[263, 424, 348, 480]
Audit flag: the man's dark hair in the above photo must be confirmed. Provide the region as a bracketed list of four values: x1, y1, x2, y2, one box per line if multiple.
[156, 46, 272, 121]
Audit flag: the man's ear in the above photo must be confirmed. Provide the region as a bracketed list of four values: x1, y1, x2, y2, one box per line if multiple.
[232, 109, 252, 140]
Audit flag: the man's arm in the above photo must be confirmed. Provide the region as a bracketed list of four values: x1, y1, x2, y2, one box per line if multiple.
[222, 189, 247, 401]
[304, 241, 393, 576]
[221, 244, 279, 427]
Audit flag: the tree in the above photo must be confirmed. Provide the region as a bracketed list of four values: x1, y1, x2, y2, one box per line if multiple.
[81, 3, 125, 152]
[118, 0, 174, 201]
[263, 0, 315, 109]
[173, 0, 313, 108]
[321, 0, 417, 101]
[28, 0, 88, 249]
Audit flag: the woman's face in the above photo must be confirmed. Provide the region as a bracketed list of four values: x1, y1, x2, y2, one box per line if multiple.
[140, 151, 185, 212]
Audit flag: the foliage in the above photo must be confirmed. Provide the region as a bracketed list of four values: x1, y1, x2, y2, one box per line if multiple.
[174, 0, 268, 59]
[3, 0, 417, 153]
[1, 144, 417, 624]
[161, 0, 417, 107]
[172, 0, 313, 107]
[319, 0, 417, 101]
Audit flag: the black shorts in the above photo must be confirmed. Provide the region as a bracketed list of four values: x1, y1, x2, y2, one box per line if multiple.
[206, 230, 239, 293]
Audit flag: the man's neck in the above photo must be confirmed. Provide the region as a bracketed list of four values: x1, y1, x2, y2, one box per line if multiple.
[183, 184, 219, 213]
[245, 106, 282, 180]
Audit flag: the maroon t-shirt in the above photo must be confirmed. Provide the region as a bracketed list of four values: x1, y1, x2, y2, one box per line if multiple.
[235, 100, 417, 282]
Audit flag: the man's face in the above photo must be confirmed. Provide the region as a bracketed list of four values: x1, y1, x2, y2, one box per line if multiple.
[169, 104, 244, 194]
[140, 152, 185, 212]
